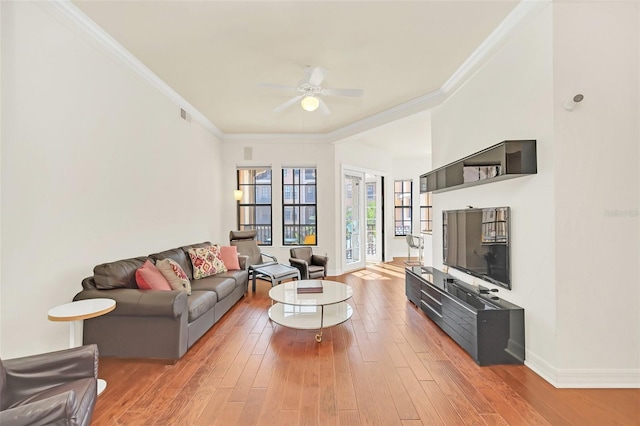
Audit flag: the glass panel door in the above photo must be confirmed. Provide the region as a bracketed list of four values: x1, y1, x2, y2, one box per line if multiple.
[344, 172, 365, 271]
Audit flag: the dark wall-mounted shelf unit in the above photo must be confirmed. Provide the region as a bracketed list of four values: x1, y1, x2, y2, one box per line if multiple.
[420, 140, 537, 193]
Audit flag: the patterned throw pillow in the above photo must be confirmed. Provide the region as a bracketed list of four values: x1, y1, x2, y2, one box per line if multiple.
[156, 258, 192, 295]
[188, 245, 227, 279]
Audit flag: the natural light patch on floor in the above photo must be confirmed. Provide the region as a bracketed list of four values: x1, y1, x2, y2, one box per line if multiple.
[352, 269, 390, 280]
[365, 263, 406, 279]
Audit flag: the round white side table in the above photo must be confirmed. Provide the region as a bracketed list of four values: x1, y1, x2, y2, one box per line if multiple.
[48, 298, 116, 395]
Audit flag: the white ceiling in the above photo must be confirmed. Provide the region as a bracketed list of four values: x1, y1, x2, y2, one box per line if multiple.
[72, 0, 518, 137]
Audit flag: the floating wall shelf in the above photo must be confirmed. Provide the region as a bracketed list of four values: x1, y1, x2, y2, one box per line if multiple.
[420, 140, 537, 193]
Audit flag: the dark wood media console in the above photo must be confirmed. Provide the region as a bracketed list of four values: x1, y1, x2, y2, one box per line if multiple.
[406, 266, 525, 366]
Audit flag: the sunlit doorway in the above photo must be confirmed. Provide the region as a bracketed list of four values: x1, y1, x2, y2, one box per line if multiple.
[343, 171, 364, 272]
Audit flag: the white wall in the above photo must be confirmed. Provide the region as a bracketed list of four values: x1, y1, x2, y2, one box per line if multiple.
[221, 139, 336, 272]
[1, 2, 223, 358]
[432, 4, 556, 377]
[432, 2, 640, 387]
[553, 1, 639, 386]
[0, 1, 4, 356]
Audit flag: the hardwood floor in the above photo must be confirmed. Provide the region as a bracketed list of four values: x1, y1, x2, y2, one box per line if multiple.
[91, 260, 639, 425]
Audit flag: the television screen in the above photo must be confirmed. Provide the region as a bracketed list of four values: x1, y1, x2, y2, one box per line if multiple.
[443, 207, 511, 289]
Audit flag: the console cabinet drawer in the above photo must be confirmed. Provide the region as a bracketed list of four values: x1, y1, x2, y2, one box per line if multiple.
[420, 299, 443, 326]
[422, 284, 443, 305]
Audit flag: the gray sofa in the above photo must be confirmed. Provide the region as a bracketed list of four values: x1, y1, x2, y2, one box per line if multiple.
[73, 241, 248, 361]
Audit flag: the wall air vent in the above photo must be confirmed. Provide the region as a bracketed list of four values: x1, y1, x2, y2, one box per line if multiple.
[180, 108, 192, 123]
[244, 147, 253, 161]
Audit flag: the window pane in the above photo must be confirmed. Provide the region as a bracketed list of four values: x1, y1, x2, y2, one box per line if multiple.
[303, 186, 316, 203]
[257, 186, 271, 204]
[237, 168, 272, 246]
[283, 167, 317, 245]
[283, 206, 297, 225]
[283, 185, 293, 202]
[304, 168, 316, 183]
[300, 206, 316, 225]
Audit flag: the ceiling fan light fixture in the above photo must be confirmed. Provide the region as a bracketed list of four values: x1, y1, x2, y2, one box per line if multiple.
[301, 95, 320, 112]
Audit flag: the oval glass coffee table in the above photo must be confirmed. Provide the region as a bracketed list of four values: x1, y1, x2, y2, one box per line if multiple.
[268, 280, 353, 342]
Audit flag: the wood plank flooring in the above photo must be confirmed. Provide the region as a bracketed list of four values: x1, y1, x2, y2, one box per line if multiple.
[90, 260, 640, 425]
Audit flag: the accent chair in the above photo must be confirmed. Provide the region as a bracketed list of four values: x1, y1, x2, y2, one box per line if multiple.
[289, 247, 328, 280]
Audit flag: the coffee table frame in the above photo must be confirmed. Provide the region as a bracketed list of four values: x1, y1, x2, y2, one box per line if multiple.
[268, 280, 353, 342]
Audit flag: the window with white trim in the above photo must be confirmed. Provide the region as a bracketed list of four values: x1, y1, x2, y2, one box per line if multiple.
[394, 179, 412, 236]
[282, 167, 317, 245]
[237, 168, 272, 246]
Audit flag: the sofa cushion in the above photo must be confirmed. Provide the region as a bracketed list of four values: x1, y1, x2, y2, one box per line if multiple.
[188, 245, 227, 279]
[187, 291, 217, 323]
[215, 270, 249, 288]
[220, 246, 241, 270]
[93, 257, 149, 290]
[190, 276, 236, 300]
[156, 258, 192, 295]
[135, 260, 172, 291]
[149, 247, 194, 281]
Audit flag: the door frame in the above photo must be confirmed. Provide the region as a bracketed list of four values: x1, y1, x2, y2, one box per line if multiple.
[340, 164, 387, 273]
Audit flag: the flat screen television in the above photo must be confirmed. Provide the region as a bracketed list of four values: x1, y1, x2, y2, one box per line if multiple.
[443, 206, 511, 289]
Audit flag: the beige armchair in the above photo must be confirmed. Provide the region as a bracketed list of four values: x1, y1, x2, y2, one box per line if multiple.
[289, 247, 328, 280]
[0, 344, 99, 426]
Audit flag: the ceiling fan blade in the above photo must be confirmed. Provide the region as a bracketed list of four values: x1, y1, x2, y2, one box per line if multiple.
[318, 97, 331, 115]
[273, 95, 303, 113]
[320, 88, 364, 97]
[308, 66, 327, 86]
[258, 83, 298, 92]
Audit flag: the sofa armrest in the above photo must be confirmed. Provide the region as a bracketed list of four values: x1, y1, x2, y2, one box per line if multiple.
[0, 391, 78, 426]
[74, 288, 187, 318]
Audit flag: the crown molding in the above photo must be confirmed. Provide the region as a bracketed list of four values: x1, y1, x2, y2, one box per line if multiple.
[46, 0, 223, 139]
[47, 0, 545, 144]
[442, 0, 551, 95]
[325, 89, 444, 143]
[223, 133, 329, 143]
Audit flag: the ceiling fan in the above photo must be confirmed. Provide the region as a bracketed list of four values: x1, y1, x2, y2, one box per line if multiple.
[260, 66, 364, 114]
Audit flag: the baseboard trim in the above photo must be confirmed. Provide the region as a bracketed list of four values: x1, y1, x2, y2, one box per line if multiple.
[554, 369, 640, 389]
[525, 350, 640, 388]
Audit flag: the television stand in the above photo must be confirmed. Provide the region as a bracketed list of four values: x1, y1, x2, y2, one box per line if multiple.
[405, 266, 525, 366]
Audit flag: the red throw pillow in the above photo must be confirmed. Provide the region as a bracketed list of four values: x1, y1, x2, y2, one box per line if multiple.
[220, 246, 241, 270]
[135, 260, 172, 290]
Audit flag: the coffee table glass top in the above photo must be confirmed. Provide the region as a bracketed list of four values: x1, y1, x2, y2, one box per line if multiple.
[269, 280, 353, 306]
